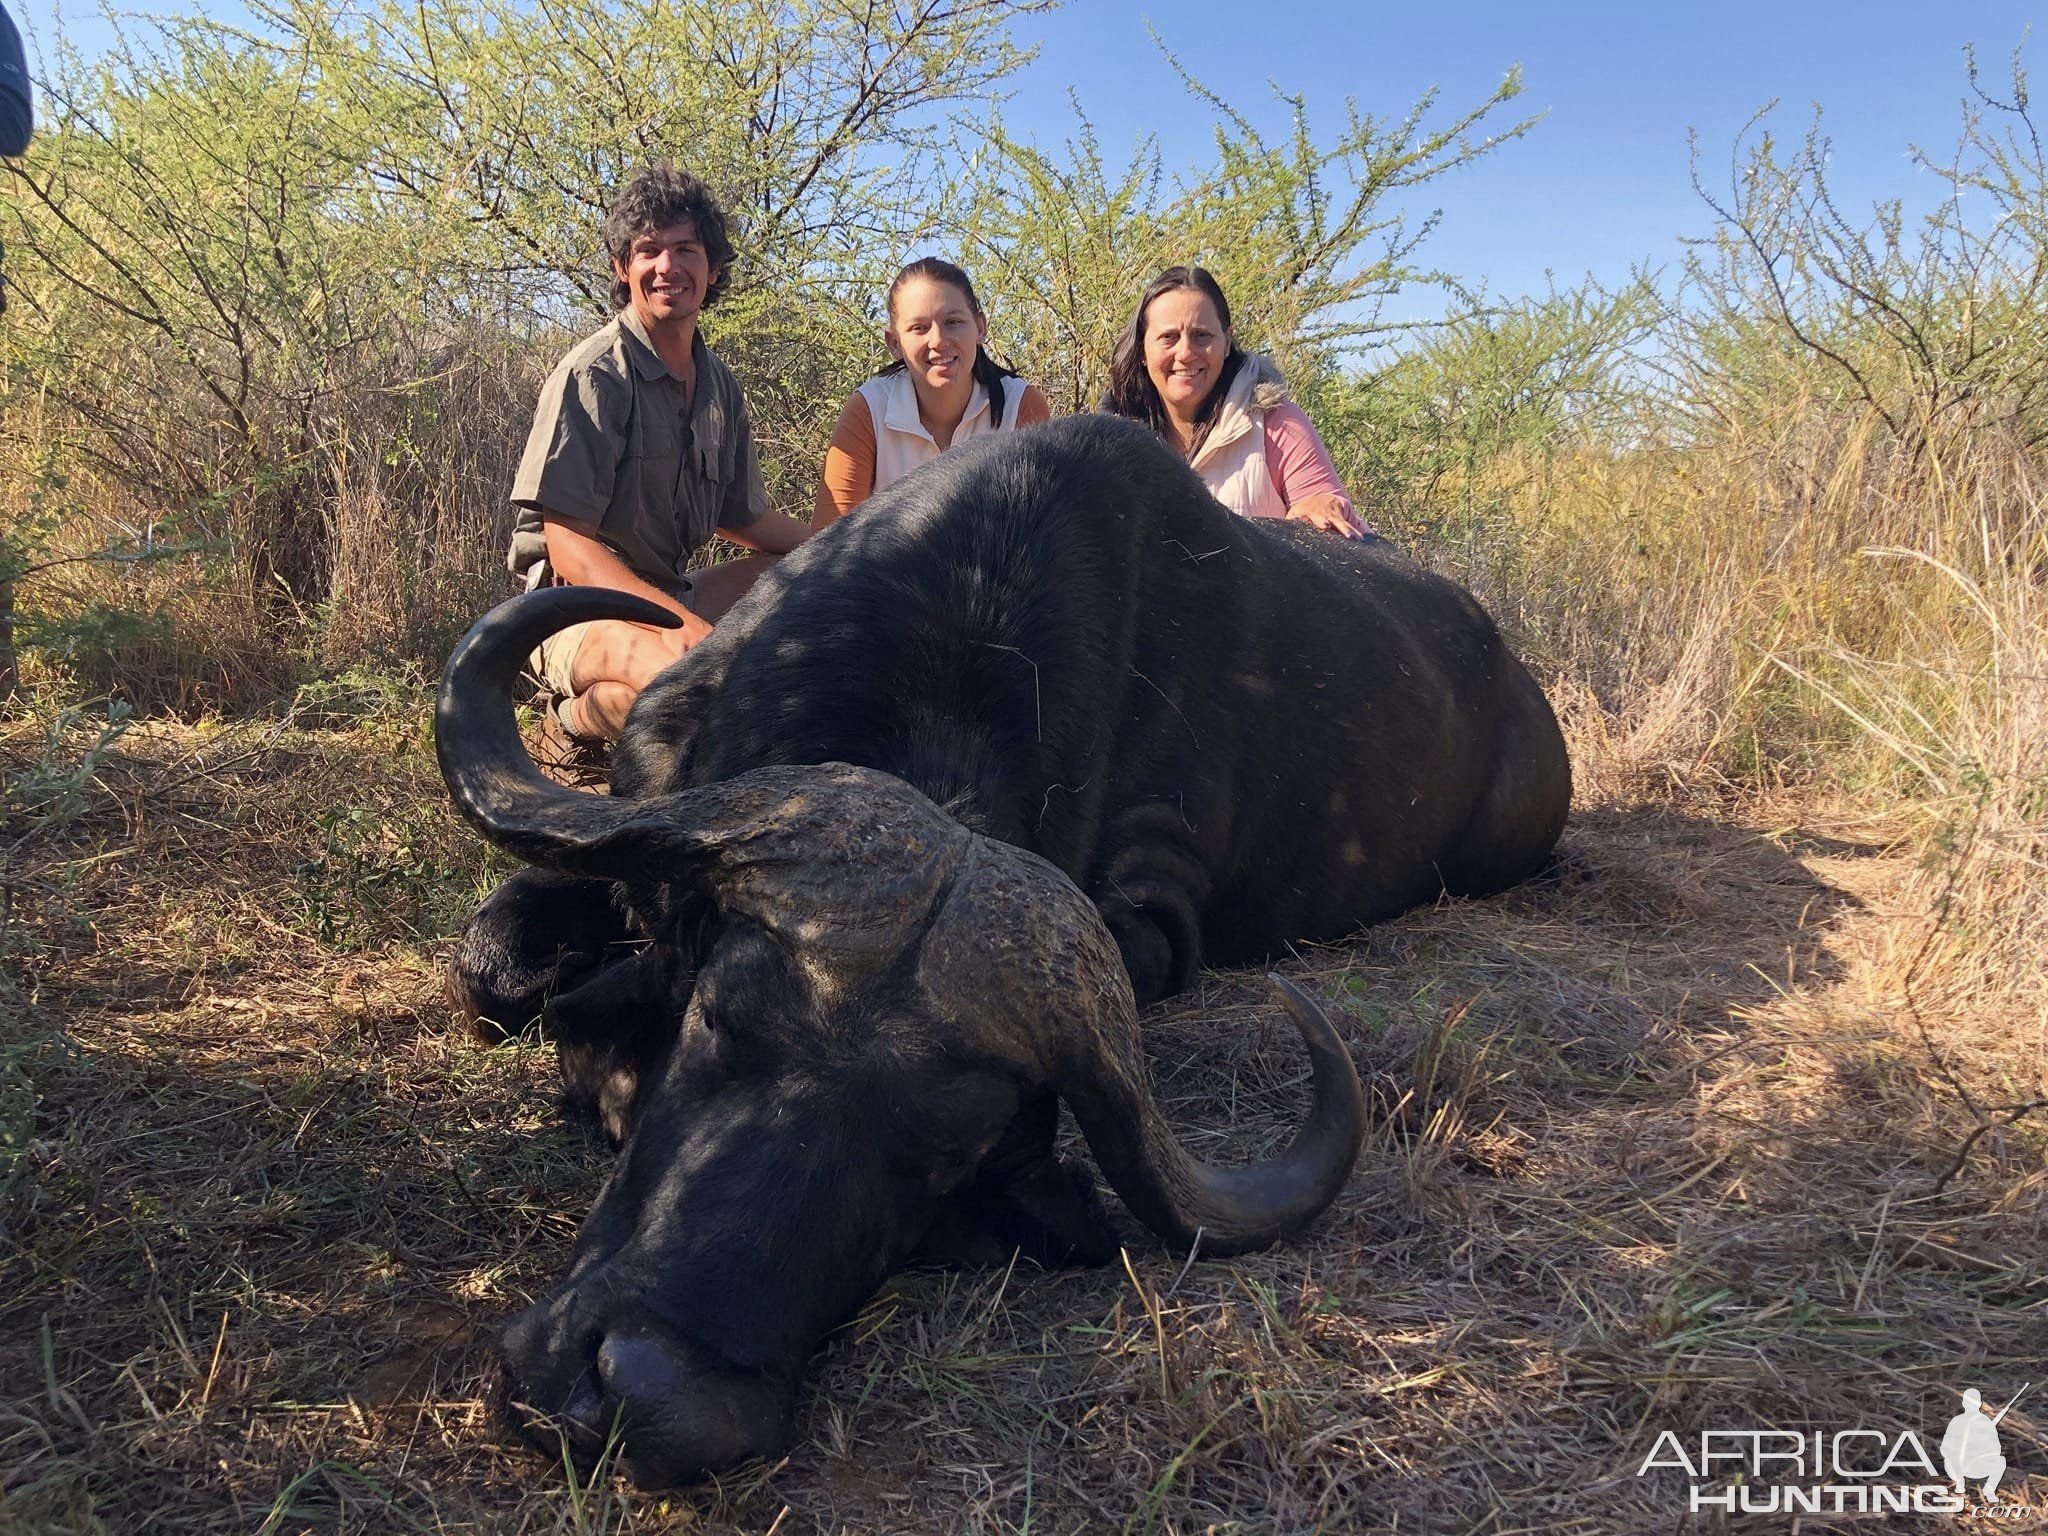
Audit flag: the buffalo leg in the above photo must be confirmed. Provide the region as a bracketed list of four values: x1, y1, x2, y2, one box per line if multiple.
[545, 941, 692, 1143]
[913, 1094, 1118, 1269]
[1090, 823, 1211, 1005]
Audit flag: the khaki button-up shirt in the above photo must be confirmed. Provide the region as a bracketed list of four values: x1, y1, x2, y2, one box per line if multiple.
[508, 310, 770, 602]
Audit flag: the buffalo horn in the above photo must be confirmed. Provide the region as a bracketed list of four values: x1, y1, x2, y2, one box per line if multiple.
[1060, 972, 1366, 1255]
[435, 585, 682, 873]
[917, 847, 1366, 1256]
[435, 590, 968, 950]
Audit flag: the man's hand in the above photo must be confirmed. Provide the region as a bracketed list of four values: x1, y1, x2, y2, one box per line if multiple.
[1284, 492, 1369, 540]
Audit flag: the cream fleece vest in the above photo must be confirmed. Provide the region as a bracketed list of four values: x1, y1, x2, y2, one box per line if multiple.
[1187, 355, 1290, 519]
[856, 369, 1032, 493]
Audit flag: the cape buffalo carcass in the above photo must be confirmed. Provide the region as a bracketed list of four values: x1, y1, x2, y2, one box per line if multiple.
[436, 414, 1570, 1485]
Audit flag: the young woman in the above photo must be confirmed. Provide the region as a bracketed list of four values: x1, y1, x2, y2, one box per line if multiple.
[816, 258, 1051, 525]
[1102, 265, 1368, 538]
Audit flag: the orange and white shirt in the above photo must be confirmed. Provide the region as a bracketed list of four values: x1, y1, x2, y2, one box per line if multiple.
[817, 369, 1051, 524]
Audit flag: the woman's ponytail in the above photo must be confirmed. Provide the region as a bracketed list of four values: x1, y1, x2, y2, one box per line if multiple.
[973, 348, 1010, 428]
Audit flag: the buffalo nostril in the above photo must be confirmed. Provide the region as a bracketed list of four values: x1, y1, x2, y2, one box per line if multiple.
[499, 1306, 549, 1379]
[498, 1304, 614, 1452]
[596, 1332, 685, 1410]
[593, 1333, 790, 1486]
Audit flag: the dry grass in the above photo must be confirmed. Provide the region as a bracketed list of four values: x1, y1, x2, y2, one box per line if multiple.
[0, 332, 549, 717]
[0, 656, 2042, 1535]
[314, 341, 545, 673]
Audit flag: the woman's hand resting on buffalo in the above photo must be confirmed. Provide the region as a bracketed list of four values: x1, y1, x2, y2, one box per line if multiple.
[1285, 491, 1370, 540]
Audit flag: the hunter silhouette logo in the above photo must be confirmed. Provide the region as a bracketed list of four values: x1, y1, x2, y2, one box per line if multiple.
[1942, 1385, 2025, 1504]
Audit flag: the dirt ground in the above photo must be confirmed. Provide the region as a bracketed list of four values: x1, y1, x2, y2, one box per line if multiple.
[1, 705, 2043, 1535]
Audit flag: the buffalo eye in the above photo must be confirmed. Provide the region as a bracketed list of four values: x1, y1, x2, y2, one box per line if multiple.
[686, 922, 810, 1068]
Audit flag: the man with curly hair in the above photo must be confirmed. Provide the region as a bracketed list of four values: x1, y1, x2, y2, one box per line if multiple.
[509, 165, 815, 744]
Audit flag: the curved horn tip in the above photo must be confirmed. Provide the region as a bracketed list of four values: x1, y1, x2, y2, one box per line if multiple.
[1266, 970, 1369, 1139]
[1266, 973, 1334, 1036]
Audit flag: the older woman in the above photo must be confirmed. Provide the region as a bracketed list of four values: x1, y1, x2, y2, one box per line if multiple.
[1102, 265, 1368, 538]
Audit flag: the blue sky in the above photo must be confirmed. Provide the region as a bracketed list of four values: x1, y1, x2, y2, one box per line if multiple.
[996, 1, 2041, 322]
[23, 0, 2041, 327]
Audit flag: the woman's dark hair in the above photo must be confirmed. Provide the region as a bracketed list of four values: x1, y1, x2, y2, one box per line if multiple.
[1101, 265, 1246, 456]
[603, 164, 737, 312]
[878, 257, 1022, 427]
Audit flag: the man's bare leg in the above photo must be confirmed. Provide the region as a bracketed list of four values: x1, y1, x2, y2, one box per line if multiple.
[567, 623, 688, 741]
[563, 679, 638, 740]
[560, 554, 783, 741]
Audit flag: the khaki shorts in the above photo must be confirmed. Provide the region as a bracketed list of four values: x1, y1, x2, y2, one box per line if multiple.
[530, 620, 596, 697]
[527, 572, 699, 697]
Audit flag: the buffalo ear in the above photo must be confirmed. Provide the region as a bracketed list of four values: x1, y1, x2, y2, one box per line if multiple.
[984, 1155, 1120, 1267]
[546, 943, 691, 1143]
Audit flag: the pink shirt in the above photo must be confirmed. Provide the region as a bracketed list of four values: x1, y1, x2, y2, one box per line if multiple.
[1261, 401, 1348, 508]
